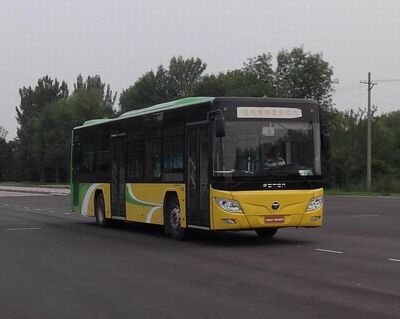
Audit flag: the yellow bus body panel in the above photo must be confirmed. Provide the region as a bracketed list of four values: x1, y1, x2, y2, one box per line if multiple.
[125, 183, 185, 226]
[77, 182, 322, 231]
[75, 183, 185, 225]
[210, 187, 323, 230]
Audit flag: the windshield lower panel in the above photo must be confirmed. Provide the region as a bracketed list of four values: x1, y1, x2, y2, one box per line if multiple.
[213, 120, 321, 180]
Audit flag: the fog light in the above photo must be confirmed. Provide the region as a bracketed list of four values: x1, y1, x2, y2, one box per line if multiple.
[221, 218, 237, 224]
[311, 216, 321, 222]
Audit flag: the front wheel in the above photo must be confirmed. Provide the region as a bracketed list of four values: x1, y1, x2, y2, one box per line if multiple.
[255, 228, 278, 238]
[95, 192, 110, 227]
[165, 197, 187, 240]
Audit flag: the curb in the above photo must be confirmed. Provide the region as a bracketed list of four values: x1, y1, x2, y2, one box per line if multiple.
[0, 186, 70, 195]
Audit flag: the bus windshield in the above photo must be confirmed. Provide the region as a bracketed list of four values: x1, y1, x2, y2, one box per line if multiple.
[213, 120, 321, 179]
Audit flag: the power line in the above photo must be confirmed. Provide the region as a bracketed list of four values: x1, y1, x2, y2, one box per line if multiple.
[335, 79, 400, 95]
[335, 83, 364, 95]
[374, 78, 400, 82]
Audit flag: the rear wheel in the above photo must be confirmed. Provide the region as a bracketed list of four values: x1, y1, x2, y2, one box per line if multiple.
[165, 197, 187, 240]
[95, 192, 110, 227]
[255, 228, 278, 238]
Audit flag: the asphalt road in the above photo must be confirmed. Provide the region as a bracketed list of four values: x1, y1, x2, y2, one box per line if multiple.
[0, 191, 399, 319]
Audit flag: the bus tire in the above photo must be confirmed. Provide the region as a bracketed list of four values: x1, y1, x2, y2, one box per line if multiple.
[255, 228, 278, 238]
[165, 197, 187, 240]
[95, 192, 110, 227]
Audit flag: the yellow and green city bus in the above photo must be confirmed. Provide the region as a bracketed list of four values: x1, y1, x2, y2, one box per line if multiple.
[71, 97, 323, 239]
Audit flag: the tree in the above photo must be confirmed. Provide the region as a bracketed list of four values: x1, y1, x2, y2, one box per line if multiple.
[119, 66, 170, 113]
[69, 75, 116, 126]
[192, 74, 226, 97]
[16, 76, 69, 126]
[328, 108, 367, 188]
[275, 47, 336, 108]
[193, 53, 275, 98]
[40, 99, 72, 183]
[15, 76, 69, 181]
[323, 106, 400, 192]
[42, 75, 117, 182]
[243, 53, 275, 85]
[73, 74, 117, 110]
[370, 110, 400, 192]
[13, 74, 116, 183]
[219, 69, 274, 97]
[0, 127, 15, 181]
[167, 56, 206, 98]
[119, 56, 206, 113]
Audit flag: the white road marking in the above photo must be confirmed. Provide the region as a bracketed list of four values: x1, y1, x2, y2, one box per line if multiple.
[63, 212, 71, 215]
[315, 248, 344, 254]
[35, 208, 41, 211]
[388, 258, 400, 263]
[14, 205, 19, 208]
[49, 210, 55, 213]
[332, 194, 395, 199]
[352, 214, 380, 218]
[6, 227, 42, 231]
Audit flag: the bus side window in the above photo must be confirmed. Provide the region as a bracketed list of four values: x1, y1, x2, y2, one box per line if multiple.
[127, 120, 145, 181]
[162, 135, 184, 182]
[145, 138, 161, 179]
[127, 139, 144, 181]
[83, 143, 95, 172]
[79, 128, 96, 180]
[72, 131, 82, 181]
[95, 128, 110, 180]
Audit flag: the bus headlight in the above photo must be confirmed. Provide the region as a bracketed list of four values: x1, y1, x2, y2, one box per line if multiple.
[215, 198, 243, 213]
[306, 196, 323, 211]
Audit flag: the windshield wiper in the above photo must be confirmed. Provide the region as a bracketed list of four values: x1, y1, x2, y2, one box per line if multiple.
[214, 169, 255, 176]
[214, 169, 235, 174]
[232, 170, 254, 176]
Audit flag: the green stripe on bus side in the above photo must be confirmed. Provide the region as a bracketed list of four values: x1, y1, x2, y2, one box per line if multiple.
[76, 183, 97, 213]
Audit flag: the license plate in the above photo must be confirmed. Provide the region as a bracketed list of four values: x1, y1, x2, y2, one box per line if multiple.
[265, 215, 285, 224]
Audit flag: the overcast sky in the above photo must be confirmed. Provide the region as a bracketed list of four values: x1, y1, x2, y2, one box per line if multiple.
[1, 0, 399, 140]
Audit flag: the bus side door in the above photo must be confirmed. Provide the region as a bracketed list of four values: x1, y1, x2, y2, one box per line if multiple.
[186, 123, 210, 228]
[111, 133, 127, 218]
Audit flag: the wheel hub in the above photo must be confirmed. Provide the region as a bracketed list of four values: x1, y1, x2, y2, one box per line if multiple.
[170, 207, 181, 231]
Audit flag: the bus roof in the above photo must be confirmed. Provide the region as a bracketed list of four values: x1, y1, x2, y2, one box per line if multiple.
[76, 96, 317, 129]
[76, 96, 214, 129]
[118, 96, 214, 119]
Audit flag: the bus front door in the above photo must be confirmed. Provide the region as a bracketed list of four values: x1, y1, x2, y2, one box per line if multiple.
[186, 124, 210, 228]
[111, 134, 126, 218]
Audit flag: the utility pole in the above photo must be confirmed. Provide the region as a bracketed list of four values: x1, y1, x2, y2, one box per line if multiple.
[360, 72, 376, 192]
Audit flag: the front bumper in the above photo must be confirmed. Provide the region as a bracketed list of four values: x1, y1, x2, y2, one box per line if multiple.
[210, 188, 323, 230]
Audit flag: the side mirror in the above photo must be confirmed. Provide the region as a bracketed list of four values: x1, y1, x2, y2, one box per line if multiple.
[215, 117, 225, 137]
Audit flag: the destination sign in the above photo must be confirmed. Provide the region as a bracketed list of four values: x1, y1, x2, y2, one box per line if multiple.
[237, 107, 302, 119]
